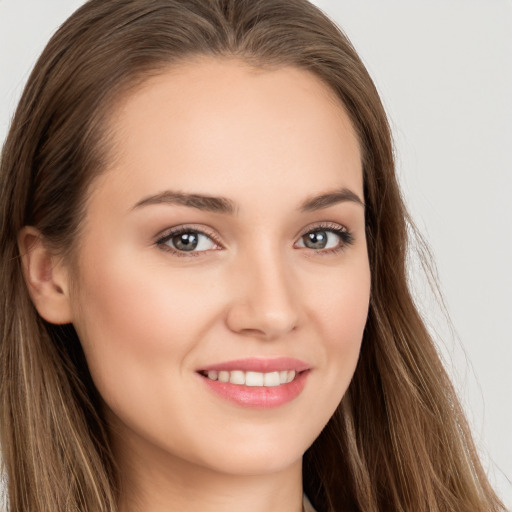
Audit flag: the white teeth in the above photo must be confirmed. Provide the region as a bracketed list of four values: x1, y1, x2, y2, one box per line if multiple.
[245, 371, 264, 386]
[204, 369, 299, 387]
[263, 371, 280, 387]
[229, 370, 245, 385]
[218, 371, 230, 383]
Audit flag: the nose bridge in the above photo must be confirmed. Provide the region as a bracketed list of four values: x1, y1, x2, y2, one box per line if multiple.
[226, 242, 299, 339]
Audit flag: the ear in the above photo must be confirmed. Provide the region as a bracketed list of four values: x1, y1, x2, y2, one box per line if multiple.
[18, 227, 73, 324]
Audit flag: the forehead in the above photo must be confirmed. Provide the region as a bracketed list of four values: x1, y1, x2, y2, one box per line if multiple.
[91, 57, 363, 212]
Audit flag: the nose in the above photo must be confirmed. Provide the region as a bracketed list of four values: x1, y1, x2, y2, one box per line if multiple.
[225, 250, 300, 340]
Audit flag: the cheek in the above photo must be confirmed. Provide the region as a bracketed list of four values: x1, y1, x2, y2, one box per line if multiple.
[270, 259, 370, 449]
[69, 248, 211, 397]
[74, 242, 214, 342]
[313, 259, 370, 346]
[310, 261, 370, 394]
[69, 250, 228, 449]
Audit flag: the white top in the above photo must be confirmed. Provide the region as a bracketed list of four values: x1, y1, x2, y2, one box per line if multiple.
[303, 495, 316, 512]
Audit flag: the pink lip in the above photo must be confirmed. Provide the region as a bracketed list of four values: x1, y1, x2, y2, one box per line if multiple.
[197, 358, 311, 409]
[199, 357, 310, 373]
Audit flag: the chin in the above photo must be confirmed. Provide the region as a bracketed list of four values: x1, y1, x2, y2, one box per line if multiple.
[186, 425, 318, 477]
[199, 446, 304, 477]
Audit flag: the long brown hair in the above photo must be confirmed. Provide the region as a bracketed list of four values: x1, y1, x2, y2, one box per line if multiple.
[0, 1, 504, 510]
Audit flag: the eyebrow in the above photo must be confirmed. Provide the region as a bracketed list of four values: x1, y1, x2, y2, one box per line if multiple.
[132, 187, 364, 214]
[299, 188, 365, 211]
[132, 191, 237, 214]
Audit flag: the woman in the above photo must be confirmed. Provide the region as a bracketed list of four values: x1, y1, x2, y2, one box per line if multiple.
[0, 0, 505, 511]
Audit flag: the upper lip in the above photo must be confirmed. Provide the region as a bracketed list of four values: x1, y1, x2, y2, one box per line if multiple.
[198, 357, 310, 373]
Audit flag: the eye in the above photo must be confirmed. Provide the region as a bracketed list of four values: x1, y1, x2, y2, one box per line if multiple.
[156, 227, 220, 254]
[295, 224, 353, 253]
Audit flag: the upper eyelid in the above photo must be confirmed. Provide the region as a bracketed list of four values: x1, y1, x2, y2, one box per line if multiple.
[295, 221, 349, 239]
[156, 221, 349, 242]
[155, 224, 222, 245]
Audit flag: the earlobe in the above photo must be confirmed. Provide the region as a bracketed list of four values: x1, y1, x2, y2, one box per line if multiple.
[18, 227, 73, 325]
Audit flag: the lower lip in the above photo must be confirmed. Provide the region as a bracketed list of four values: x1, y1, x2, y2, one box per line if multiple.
[200, 371, 309, 408]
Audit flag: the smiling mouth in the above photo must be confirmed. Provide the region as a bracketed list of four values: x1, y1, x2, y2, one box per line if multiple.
[198, 359, 310, 407]
[199, 369, 299, 387]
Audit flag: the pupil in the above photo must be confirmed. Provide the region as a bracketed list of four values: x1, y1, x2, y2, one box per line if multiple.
[173, 232, 198, 251]
[305, 231, 327, 249]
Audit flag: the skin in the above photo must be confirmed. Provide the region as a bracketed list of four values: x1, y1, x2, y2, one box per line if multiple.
[22, 58, 370, 512]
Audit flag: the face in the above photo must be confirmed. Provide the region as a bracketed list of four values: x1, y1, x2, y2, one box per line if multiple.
[68, 58, 370, 478]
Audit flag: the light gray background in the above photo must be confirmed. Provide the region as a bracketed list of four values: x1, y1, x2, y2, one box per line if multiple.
[1, 0, 511, 507]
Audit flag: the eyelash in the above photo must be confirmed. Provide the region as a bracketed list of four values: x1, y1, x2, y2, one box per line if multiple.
[297, 222, 354, 255]
[155, 222, 354, 257]
[155, 225, 222, 258]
